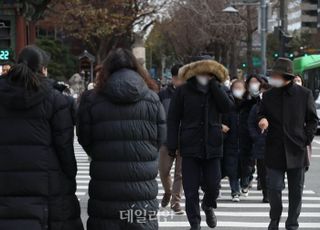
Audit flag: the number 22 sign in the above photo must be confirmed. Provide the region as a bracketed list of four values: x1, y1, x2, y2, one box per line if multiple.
[0, 50, 10, 61]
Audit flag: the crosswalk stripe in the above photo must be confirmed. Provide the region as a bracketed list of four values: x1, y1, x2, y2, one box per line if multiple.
[159, 221, 320, 228]
[73, 139, 320, 229]
[312, 140, 320, 145]
[155, 195, 320, 201]
[158, 210, 320, 217]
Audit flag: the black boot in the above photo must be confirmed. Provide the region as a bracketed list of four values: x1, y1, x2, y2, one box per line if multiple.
[190, 225, 201, 230]
[263, 190, 269, 203]
[201, 203, 217, 228]
[268, 219, 280, 230]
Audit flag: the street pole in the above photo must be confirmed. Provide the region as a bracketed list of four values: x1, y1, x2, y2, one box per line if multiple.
[318, 0, 320, 33]
[260, 0, 267, 76]
[90, 62, 94, 83]
[279, 0, 288, 57]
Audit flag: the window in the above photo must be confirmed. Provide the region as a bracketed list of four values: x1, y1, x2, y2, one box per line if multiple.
[302, 10, 318, 16]
[302, 22, 318, 28]
[304, 67, 320, 97]
[302, 0, 318, 4]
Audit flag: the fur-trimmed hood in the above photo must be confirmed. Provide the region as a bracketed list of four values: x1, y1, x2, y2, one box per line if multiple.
[179, 60, 229, 83]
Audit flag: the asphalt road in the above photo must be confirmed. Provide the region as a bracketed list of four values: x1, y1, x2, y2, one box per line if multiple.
[75, 137, 320, 230]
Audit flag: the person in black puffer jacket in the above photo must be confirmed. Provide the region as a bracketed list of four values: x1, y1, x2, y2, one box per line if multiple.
[223, 79, 255, 202]
[248, 82, 272, 203]
[77, 48, 166, 230]
[167, 57, 233, 230]
[0, 46, 83, 230]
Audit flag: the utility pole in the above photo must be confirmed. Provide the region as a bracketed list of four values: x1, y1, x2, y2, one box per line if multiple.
[279, 0, 288, 57]
[260, 0, 268, 76]
[318, 0, 320, 34]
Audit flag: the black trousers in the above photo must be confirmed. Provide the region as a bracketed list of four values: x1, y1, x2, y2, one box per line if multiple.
[257, 159, 267, 191]
[182, 157, 221, 227]
[267, 167, 305, 230]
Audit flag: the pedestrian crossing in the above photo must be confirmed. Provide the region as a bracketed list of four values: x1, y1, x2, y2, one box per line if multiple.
[74, 139, 320, 229]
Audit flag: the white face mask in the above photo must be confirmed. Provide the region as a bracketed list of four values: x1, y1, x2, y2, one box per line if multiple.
[232, 89, 245, 99]
[269, 78, 285, 88]
[294, 80, 302, 86]
[196, 75, 210, 86]
[249, 83, 260, 96]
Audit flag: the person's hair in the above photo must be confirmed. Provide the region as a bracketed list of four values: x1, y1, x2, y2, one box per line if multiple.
[246, 74, 263, 85]
[39, 49, 51, 68]
[96, 48, 158, 92]
[171, 64, 183, 77]
[230, 79, 246, 91]
[294, 74, 303, 84]
[7, 46, 43, 90]
[28, 45, 51, 68]
[260, 82, 272, 91]
[2, 62, 11, 66]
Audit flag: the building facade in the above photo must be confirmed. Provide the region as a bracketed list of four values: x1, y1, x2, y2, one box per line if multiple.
[268, 0, 320, 34]
[287, 0, 319, 33]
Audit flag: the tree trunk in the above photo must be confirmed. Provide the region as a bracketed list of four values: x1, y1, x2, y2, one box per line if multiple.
[214, 41, 221, 63]
[221, 43, 228, 67]
[246, 6, 254, 74]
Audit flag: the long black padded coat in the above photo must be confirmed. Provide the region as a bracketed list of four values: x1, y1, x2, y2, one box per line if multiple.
[77, 69, 166, 230]
[0, 78, 83, 230]
[167, 78, 233, 159]
[222, 98, 255, 179]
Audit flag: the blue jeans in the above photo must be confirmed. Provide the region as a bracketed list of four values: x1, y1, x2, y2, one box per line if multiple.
[229, 178, 240, 196]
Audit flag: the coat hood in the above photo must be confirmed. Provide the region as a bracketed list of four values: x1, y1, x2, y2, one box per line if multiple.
[179, 60, 229, 83]
[0, 78, 49, 109]
[103, 69, 149, 103]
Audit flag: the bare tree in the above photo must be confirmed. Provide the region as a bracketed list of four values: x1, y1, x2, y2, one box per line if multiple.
[157, 0, 246, 76]
[46, 0, 169, 62]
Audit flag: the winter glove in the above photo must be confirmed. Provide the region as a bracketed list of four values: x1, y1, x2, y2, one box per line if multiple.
[210, 76, 219, 86]
[168, 149, 177, 158]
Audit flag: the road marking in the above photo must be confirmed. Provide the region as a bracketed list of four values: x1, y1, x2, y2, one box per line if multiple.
[76, 175, 90, 179]
[156, 195, 320, 201]
[158, 210, 320, 217]
[157, 189, 316, 195]
[312, 140, 320, 145]
[159, 221, 320, 228]
[74, 139, 320, 228]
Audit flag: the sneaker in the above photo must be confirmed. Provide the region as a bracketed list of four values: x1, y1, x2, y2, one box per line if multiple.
[241, 188, 249, 197]
[201, 203, 217, 228]
[171, 203, 185, 215]
[161, 193, 171, 208]
[232, 194, 240, 202]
